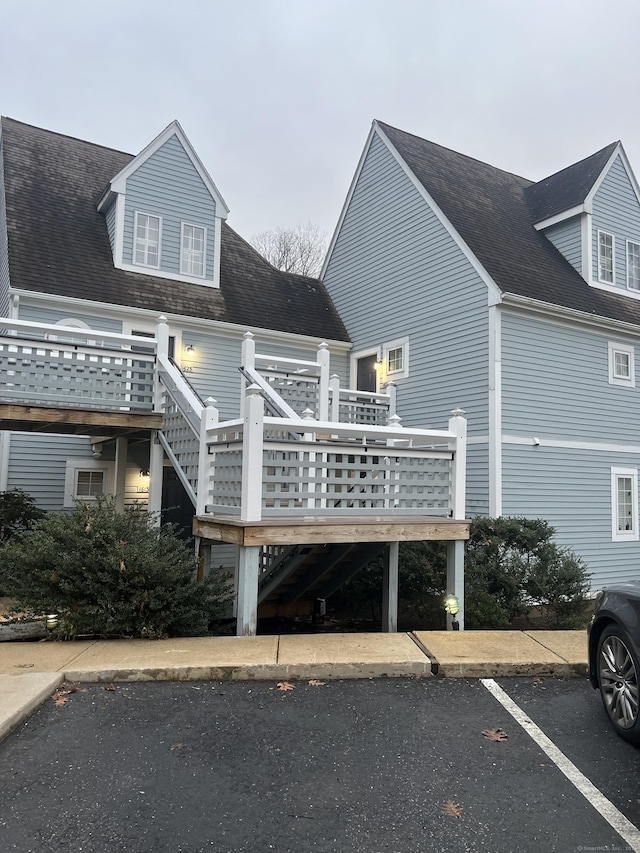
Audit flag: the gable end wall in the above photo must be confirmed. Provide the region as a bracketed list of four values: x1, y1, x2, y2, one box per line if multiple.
[543, 216, 582, 274]
[592, 154, 640, 289]
[123, 134, 216, 281]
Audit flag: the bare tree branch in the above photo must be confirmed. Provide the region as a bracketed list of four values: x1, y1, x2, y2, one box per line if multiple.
[251, 222, 328, 278]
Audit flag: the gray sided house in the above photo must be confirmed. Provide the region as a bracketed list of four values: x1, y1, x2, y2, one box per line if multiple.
[322, 120, 640, 590]
[0, 117, 470, 635]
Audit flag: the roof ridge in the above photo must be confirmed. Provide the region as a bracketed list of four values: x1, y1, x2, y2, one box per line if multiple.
[1, 116, 133, 159]
[532, 140, 619, 187]
[375, 119, 534, 185]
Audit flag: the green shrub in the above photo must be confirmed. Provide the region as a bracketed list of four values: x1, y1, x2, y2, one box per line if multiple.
[331, 517, 591, 630]
[0, 489, 46, 543]
[0, 499, 230, 638]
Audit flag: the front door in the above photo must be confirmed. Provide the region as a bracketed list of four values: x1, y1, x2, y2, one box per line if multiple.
[356, 354, 377, 392]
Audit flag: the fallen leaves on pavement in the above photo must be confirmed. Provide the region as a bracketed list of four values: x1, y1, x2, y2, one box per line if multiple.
[14, 663, 34, 669]
[442, 800, 463, 818]
[482, 727, 508, 742]
[170, 743, 185, 750]
[308, 679, 326, 687]
[276, 681, 295, 691]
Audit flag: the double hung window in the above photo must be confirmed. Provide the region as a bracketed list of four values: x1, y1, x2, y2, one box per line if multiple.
[134, 213, 161, 268]
[598, 231, 614, 284]
[181, 223, 206, 277]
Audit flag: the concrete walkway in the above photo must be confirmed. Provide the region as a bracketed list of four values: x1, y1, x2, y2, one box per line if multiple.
[0, 630, 587, 741]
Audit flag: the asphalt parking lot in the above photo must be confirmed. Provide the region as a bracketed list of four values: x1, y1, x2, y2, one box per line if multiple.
[0, 676, 639, 853]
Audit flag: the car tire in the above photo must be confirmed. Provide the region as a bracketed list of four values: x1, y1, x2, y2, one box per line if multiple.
[597, 624, 640, 744]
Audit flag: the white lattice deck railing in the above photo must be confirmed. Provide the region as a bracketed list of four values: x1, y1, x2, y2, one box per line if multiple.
[0, 319, 156, 411]
[198, 386, 467, 522]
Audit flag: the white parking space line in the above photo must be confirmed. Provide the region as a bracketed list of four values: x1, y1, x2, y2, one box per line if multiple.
[482, 678, 640, 853]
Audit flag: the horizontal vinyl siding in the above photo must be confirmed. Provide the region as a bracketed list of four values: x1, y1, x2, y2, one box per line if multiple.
[503, 444, 640, 588]
[466, 443, 489, 516]
[181, 332, 349, 421]
[7, 433, 94, 511]
[592, 154, 640, 291]
[502, 310, 640, 442]
[123, 135, 216, 282]
[0, 139, 10, 318]
[544, 217, 582, 273]
[17, 303, 122, 333]
[324, 132, 489, 435]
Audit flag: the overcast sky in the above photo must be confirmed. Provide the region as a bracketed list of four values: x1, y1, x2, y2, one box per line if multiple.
[2, 0, 640, 244]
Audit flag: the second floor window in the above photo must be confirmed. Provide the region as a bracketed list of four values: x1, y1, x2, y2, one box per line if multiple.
[598, 231, 614, 283]
[134, 213, 161, 267]
[627, 240, 640, 291]
[181, 223, 205, 277]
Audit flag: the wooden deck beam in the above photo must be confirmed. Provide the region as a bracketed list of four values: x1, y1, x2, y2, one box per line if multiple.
[0, 403, 162, 437]
[194, 514, 470, 546]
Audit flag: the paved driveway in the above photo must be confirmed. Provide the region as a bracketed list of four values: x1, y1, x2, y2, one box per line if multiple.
[0, 677, 638, 852]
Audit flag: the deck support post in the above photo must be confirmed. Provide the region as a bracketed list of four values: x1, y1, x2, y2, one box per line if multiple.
[382, 541, 399, 632]
[147, 431, 164, 524]
[446, 539, 465, 630]
[236, 545, 260, 636]
[114, 435, 127, 513]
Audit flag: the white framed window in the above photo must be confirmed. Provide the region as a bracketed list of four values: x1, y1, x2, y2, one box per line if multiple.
[598, 230, 615, 284]
[627, 240, 640, 291]
[383, 336, 409, 381]
[611, 467, 638, 541]
[64, 459, 113, 507]
[180, 223, 206, 277]
[134, 212, 161, 268]
[608, 341, 635, 387]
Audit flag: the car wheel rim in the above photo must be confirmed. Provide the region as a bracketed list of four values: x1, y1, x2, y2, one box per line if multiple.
[599, 635, 639, 730]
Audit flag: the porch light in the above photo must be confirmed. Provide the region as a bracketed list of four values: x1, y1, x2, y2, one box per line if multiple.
[444, 594, 460, 631]
[139, 469, 150, 480]
[46, 614, 58, 630]
[185, 344, 195, 354]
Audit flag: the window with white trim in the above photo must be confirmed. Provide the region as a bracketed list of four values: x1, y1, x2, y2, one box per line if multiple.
[180, 223, 206, 277]
[598, 231, 614, 283]
[134, 212, 161, 267]
[608, 341, 635, 387]
[64, 459, 113, 507]
[627, 240, 640, 291]
[611, 467, 638, 541]
[383, 336, 409, 380]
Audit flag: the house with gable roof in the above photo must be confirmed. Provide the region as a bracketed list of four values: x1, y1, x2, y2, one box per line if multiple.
[322, 120, 640, 590]
[0, 117, 470, 634]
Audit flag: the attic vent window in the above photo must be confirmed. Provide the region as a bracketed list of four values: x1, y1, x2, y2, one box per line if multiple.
[598, 231, 614, 284]
[134, 212, 161, 268]
[181, 223, 206, 277]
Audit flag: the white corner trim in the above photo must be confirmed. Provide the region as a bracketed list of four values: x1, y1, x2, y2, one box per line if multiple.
[488, 304, 502, 516]
[581, 212, 591, 281]
[374, 123, 503, 306]
[533, 205, 585, 231]
[0, 431, 10, 491]
[109, 120, 229, 217]
[213, 217, 222, 290]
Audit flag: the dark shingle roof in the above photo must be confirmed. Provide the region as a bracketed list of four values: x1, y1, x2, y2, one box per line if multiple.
[525, 142, 618, 222]
[377, 122, 640, 327]
[0, 118, 348, 342]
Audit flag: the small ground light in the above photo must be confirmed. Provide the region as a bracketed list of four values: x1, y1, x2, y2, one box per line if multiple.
[444, 594, 460, 631]
[46, 614, 58, 630]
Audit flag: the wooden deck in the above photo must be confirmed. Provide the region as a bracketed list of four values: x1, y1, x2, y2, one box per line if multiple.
[0, 403, 163, 437]
[194, 514, 470, 546]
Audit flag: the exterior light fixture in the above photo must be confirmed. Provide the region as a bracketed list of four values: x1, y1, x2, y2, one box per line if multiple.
[139, 469, 150, 480]
[185, 344, 195, 354]
[444, 594, 460, 631]
[46, 614, 58, 630]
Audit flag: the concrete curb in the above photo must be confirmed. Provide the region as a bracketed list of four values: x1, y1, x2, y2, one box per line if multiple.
[0, 672, 64, 741]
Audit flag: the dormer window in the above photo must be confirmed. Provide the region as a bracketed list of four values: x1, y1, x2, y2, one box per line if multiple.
[627, 240, 640, 291]
[181, 223, 205, 277]
[598, 231, 614, 283]
[134, 212, 161, 268]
